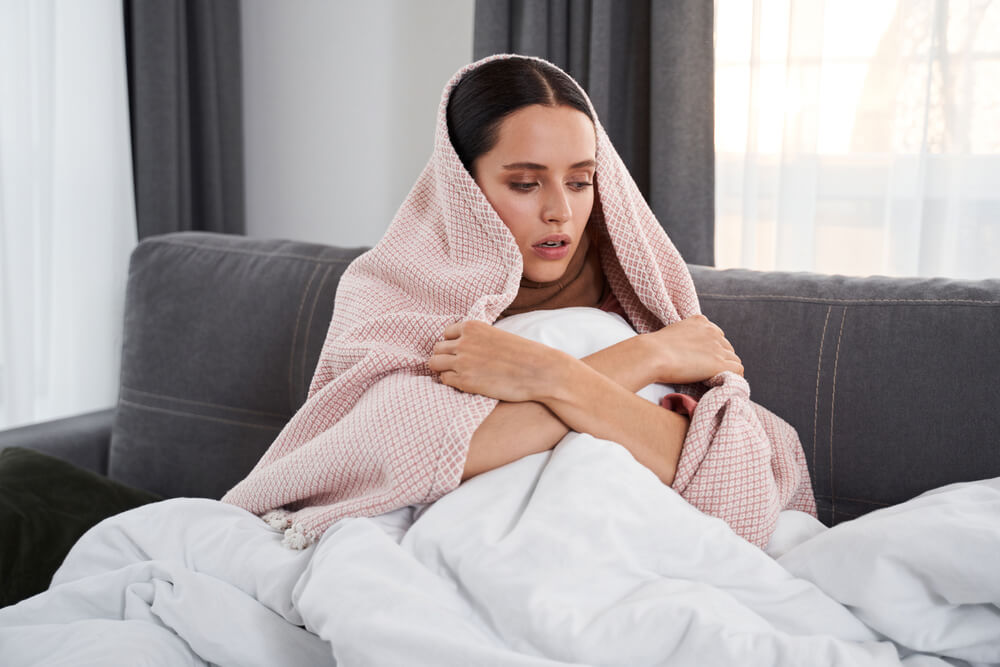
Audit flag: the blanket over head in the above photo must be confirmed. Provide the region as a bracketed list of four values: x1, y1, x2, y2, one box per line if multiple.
[221, 54, 816, 549]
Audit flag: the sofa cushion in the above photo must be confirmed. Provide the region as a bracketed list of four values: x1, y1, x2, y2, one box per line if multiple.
[109, 232, 366, 499]
[689, 266, 1000, 526]
[0, 447, 162, 607]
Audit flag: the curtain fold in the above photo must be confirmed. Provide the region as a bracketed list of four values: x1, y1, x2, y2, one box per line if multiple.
[473, 0, 715, 266]
[123, 0, 245, 239]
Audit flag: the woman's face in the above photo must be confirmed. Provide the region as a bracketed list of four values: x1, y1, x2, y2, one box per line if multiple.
[472, 104, 597, 283]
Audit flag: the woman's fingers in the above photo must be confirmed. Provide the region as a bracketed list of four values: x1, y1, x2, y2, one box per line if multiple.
[430, 321, 566, 402]
[705, 320, 736, 350]
[430, 323, 465, 372]
[650, 314, 747, 383]
[442, 321, 464, 339]
[429, 328, 469, 373]
[427, 353, 452, 373]
[722, 350, 744, 376]
[437, 369, 458, 386]
[698, 316, 737, 354]
[706, 328, 735, 355]
[432, 338, 458, 355]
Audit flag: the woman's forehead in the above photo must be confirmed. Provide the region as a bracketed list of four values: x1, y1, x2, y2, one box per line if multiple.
[489, 105, 596, 167]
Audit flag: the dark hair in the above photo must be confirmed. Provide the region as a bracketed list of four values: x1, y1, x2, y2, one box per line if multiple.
[446, 57, 595, 176]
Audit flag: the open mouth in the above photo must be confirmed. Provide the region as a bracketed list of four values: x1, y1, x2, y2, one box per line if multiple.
[535, 240, 567, 248]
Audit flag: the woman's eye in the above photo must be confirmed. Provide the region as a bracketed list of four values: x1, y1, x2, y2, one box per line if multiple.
[570, 181, 593, 190]
[509, 182, 538, 191]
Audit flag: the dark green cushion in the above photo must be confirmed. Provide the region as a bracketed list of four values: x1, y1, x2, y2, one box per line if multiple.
[0, 446, 162, 607]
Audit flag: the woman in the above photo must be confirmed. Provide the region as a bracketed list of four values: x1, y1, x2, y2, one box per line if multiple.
[221, 54, 814, 549]
[0, 54, 818, 666]
[430, 56, 743, 485]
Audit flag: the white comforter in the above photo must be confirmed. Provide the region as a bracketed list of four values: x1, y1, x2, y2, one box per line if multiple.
[2, 308, 998, 666]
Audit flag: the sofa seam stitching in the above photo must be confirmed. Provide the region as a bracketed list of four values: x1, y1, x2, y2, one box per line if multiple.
[699, 293, 999, 305]
[829, 306, 848, 522]
[813, 305, 833, 488]
[119, 385, 288, 418]
[299, 264, 335, 408]
[289, 264, 322, 412]
[118, 399, 282, 430]
[144, 238, 356, 265]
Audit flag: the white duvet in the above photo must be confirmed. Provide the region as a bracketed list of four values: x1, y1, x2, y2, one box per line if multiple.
[2, 308, 998, 666]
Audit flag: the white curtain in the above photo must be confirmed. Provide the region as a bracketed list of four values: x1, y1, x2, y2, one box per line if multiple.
[715, 0, 1000, 279]
[0, 0, 137, 430]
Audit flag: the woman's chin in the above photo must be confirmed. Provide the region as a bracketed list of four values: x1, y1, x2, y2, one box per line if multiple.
[522, 265, 568, 283]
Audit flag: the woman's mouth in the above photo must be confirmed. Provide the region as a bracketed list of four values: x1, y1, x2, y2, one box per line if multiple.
[532, 239, 571, 260]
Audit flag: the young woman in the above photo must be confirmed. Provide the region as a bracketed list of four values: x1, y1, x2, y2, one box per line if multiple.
[0, 54, 817, 667]
[429, 57, 744, 486]
[221, 53, 813, 550]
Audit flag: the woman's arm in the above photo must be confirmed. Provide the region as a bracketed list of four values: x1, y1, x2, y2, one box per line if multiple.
[540, 355, 691, 485]
[431, 315, 741, 483]
[461, 334, 673, 480]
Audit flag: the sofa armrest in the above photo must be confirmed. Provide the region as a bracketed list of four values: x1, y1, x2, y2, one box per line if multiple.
[0, 408, 115, 476]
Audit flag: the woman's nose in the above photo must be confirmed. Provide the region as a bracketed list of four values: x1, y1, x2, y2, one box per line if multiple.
[543, 188, 572, 223]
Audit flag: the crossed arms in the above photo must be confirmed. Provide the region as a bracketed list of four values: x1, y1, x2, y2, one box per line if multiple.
[428, 314, 743, 485]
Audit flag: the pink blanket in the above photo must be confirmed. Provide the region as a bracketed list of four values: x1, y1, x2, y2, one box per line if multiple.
[221, 54, 816, 549]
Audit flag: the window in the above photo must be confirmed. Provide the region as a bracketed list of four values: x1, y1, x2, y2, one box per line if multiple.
[715, 0, 1000, 279]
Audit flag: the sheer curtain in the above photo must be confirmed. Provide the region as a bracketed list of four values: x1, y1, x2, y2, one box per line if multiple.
[0, 0, 137, 430]
[715, 0, 1000, 279]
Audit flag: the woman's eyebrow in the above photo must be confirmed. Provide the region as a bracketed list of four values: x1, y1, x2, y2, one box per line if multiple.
[502, 159, 596, 171]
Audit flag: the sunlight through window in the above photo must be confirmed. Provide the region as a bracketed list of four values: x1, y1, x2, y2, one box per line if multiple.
[714, 0, 1000, 279]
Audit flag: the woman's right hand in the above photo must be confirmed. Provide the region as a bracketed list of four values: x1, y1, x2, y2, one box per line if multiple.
[645, 314, 744, 384]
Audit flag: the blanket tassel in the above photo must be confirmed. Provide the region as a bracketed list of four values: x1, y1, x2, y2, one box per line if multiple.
[261, 510, 292, 531]
[282, 522, 315, 550]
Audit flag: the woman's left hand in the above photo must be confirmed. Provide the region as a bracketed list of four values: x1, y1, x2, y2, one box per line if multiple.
[428, 320, 570, 402]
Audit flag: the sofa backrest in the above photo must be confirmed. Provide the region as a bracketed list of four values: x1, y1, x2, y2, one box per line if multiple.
[109, 232, 365, 499]
[112, 232, 1000, 528]
[690, 265, 1000, 526]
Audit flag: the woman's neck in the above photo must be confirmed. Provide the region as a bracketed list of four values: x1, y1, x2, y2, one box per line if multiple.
[501, 231, 606, 317]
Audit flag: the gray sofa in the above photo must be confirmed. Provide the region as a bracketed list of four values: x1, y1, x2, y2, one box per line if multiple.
[2, 231, 999, 527]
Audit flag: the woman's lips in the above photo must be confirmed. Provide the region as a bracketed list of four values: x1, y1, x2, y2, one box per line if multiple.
[531, 242, 571, 260]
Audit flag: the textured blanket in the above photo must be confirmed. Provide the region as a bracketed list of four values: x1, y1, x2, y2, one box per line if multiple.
[221, 54, 816, 548]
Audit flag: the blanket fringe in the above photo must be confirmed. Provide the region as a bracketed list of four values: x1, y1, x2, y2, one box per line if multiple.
[260, 510, 317, 549]
[261, 509, 292, 531]
[282, 522, 317, 550]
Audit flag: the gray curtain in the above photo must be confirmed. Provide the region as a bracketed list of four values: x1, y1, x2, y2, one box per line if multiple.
[124, 0, 245, 240]
[474, 0, 714, 266]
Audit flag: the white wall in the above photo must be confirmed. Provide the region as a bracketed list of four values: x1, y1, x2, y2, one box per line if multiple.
[242, 1, 475, 248]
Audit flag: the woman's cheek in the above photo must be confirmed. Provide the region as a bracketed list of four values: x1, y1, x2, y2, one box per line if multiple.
[495, 199, 535, 237]
[574, 190, 595, 220]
